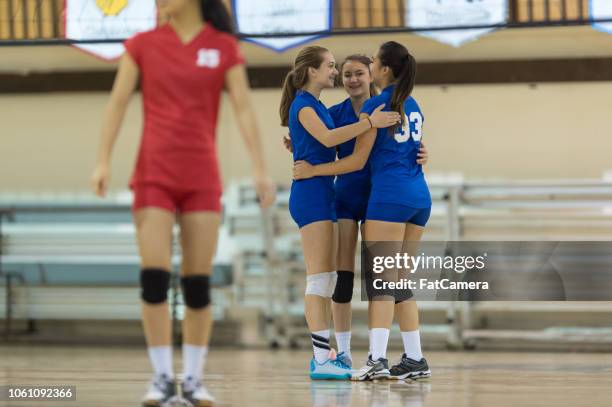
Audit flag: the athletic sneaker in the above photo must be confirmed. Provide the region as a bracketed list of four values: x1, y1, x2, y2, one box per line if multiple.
[389, 354, 431, 380]
[351, 357, 390, 381]
[336, 352, 353, 369]
[141, 374, 176, 407]
[182, 375, 215, 407]
[309, 352, 352, 380]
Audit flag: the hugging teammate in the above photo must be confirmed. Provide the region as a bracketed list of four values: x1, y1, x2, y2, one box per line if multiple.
[279, 46, 401, 379]
[293, 41, 432, 381]
[285, 53, 429, 374]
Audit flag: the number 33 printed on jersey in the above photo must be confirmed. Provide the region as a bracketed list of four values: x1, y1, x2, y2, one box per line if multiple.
[394, 112, 423, 143]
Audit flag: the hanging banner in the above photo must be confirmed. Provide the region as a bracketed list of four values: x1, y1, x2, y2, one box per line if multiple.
[232, 0, 332, 53]
[65, 0, 157, 61]
[591, 0, 612, 34]
[405, 0, 508, 47]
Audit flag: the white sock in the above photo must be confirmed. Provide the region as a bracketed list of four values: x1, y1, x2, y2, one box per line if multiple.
[312, 329, 331, 364]
[370, 328, 390, 361]
[401, 330, 423, 361]
[368, 329, 372, 358]
[147, 346, 173, 378]
[182, 344, 208, 381]
[334, 331, 351, 357]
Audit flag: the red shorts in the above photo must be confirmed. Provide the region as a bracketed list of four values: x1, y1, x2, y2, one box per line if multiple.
[132, 183, 222, 213]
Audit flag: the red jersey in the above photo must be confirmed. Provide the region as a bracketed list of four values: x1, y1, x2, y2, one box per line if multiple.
[124, 24, 244, 192]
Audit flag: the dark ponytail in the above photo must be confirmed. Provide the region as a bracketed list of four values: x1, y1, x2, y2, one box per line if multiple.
[200, 0, 235, 34]
[378, 41, 417, 131]
[279, 46, 329, 126]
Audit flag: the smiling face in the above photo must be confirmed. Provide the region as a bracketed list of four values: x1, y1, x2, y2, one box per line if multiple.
[308, 51, 338, 89]
[341, 59, 372, 98]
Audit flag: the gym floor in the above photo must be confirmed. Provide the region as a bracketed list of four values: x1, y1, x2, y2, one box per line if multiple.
[2, 345, 612, 406]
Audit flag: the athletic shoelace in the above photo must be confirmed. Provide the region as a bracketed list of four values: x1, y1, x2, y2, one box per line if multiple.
[401, 356, 422, 368]
[330, 358, 351, 369]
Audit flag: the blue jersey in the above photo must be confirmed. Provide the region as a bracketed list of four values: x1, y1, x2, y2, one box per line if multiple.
[328, 98, 359, 160]
[328, 98, 370, 196]
[290, 90, 336, 165]
[328, 98, 370, 172]
[288, 90, 337, 228]
[361, 85, 431, 208]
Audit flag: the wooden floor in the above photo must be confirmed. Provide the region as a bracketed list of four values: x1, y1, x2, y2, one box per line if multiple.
[1, 345, 612, 406]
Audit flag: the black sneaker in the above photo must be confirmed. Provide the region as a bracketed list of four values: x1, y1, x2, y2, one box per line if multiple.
[351, 356, 390, 381]
[141, 374, 177, 407]
[389, 354, 431, 380]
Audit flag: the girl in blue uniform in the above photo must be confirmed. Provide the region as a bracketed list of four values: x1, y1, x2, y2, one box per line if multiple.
[326, 55, 377, 370]
[293, 42, 432, 381]
[279, 46, 401, 379]
[290, 55, 429, 369]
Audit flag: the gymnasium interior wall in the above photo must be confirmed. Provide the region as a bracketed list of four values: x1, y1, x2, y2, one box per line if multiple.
[0, 81, 610, 192]
[2, 25, 612, 192]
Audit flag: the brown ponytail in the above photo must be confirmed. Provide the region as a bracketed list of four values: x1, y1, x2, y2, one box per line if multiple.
[279, 46, 329, 127]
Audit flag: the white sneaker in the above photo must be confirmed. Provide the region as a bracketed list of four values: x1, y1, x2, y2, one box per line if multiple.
[351, 357, 390, 381]
[142, 374, 176, 407]
[182, 375, 215, 407]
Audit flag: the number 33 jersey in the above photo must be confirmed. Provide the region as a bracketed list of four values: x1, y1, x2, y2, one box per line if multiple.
[361, 85, 431, 208]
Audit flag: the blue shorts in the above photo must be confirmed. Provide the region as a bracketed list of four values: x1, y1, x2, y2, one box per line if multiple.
[289, 178, 337, 228]
[334, 173, 370, 222]
[365, 203, 431, 226]
[335, 199, 368, 223]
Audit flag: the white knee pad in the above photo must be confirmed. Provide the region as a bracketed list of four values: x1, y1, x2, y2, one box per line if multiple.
[305, 271, 337, 298]
[327, 271, 338, 298]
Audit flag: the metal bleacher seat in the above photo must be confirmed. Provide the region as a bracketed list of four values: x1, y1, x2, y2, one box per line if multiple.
[0, 196, 235, 338]
[3, 179, 612, 349]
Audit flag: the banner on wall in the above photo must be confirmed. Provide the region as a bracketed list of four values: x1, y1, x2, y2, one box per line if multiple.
[591, 0, 612, 34]
[405, 0, 508, 47]
[232, 0, 332, 53]
[65, 0, 157, 61]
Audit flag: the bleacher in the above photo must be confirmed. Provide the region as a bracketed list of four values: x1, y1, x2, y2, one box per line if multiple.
[0, 198, 236, 338]
[2, 179, 612, 349]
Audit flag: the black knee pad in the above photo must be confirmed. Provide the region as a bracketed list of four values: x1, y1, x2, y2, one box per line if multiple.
[332, 270, 354, 304]
[181, 275, 211, 309]
[140, 268, 171, 304]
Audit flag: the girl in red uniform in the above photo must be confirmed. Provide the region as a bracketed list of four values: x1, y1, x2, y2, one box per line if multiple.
[90, 1, 275, 406]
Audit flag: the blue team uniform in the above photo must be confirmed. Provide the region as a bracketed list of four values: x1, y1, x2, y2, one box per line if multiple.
[360, 85, 431, 226]
[288, 90, 337, 228]
[328, 98, 371, 222]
